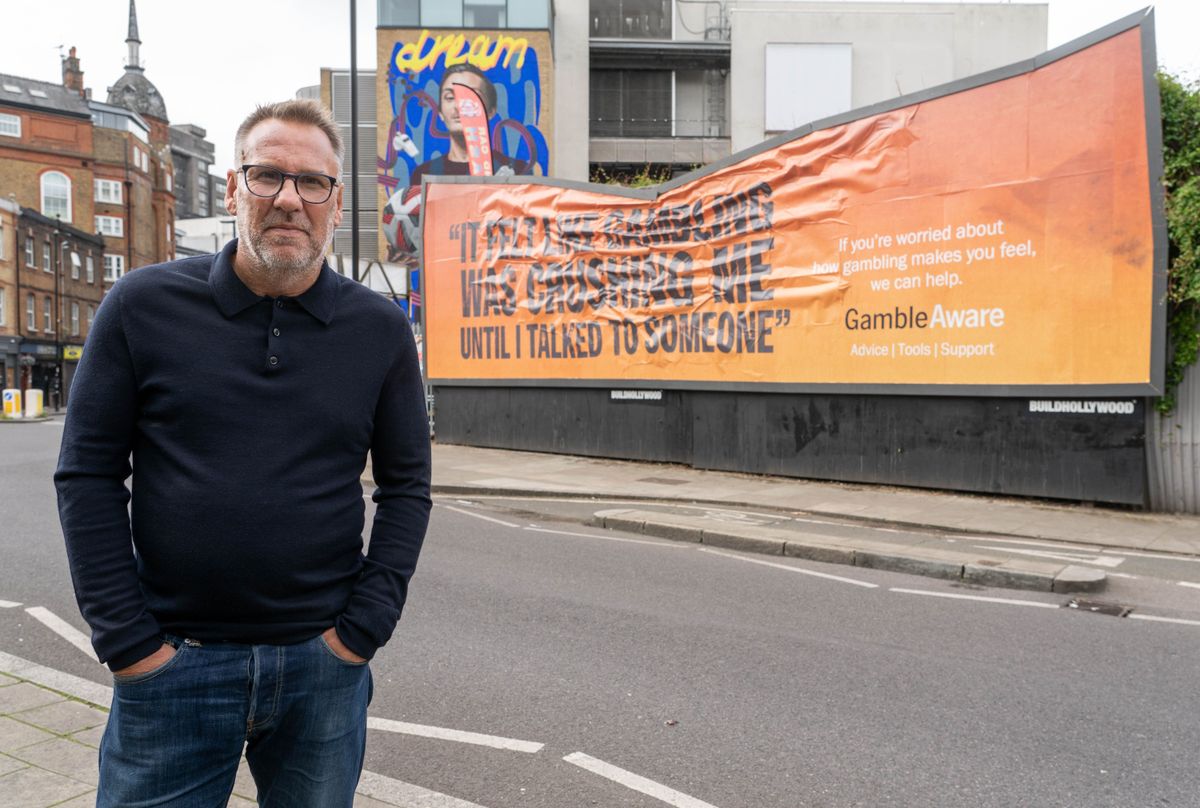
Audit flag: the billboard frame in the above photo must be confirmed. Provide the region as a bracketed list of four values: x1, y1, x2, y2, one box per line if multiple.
[420, 8, 1167, 398]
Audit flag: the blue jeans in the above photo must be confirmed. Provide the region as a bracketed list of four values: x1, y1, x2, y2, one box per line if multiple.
[98, 633, 371, 807]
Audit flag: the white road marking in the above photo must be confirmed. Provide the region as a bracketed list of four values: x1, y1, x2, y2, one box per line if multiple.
[564, 752, 721, 808]
[1178, 581, 1200, 590]
[974, 546, 1125, 568]
[356, 769, 491, 808]
[25, 606, 97, 662]
[367, 717, 544, 753]
[0, 600, 22, 608]
[1102, 549, 1200, 563]
[524, 526, 686, 548]
[1105, 572, 1140, 579]
[698, 547, 878, 588]
[1129, 613, 1200, 627]
[953, 535, 1095, 551]
[439, 504, 520, 528]
[889, 588, 1060, 609]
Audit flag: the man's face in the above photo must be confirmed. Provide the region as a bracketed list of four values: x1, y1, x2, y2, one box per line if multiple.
[226, 119, 343, 278]
[440, 71, 489, 137]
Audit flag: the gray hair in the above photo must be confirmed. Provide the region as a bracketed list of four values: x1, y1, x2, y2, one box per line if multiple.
[234, 99, 343, 169]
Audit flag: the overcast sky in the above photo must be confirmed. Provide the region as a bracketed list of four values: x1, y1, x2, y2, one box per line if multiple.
[2, 1, 1195, 175]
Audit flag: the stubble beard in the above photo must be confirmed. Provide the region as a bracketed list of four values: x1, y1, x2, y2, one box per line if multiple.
[238, 207, 334, 283]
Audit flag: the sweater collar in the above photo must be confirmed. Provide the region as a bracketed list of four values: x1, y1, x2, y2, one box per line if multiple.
[209, 238, 337, 325]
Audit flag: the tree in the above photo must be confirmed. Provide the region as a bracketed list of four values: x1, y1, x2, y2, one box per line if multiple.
[1157, 70, 1200, 414]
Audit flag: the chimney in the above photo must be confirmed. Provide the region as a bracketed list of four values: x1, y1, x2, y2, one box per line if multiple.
[62, 46, 85, 97]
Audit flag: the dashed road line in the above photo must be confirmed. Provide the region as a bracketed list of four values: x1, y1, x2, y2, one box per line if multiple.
[0, 600, 21, 608]
[698, 547, 879, 588]
[1178, 581, 1200, 590]
[1129, 613, 1200, 627]
[524, 525, 686, 548]
[356, 770, 491, 808]
[25, 606, 97, 662]
[889, 588, 1060, 609]
[367, 717, 544, 753]
[440, 504, 520, 528]
[564, 751, 721, 808]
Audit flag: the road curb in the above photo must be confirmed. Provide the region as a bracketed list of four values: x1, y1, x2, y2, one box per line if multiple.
[591, 508, 1106, 594]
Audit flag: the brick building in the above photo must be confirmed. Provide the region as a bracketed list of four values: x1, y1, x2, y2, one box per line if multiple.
[0, 197, 18, 389]
[12, 208, 104, 407]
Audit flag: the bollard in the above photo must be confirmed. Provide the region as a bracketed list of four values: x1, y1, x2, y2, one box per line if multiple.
[24, 388, 44, 419]
[2, 389, 21, 419]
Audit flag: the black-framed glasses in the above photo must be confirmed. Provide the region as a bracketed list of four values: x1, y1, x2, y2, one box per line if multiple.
[240, 164, 339, 204]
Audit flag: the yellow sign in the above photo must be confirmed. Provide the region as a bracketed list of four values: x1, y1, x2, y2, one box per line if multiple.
[63, 346, 83, 360]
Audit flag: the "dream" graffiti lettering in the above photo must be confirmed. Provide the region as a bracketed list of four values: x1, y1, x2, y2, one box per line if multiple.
[393, 30, 529, 73]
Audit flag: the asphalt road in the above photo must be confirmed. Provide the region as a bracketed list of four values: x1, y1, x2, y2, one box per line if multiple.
[2, 421, 1199, 807]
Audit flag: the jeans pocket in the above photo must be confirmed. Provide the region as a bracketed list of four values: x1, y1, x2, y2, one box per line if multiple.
[112, 643, 186, 685]
[317, 635, 368, 667]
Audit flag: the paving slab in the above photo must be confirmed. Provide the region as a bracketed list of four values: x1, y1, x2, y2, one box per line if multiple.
[0, 765, 92, 808]
[14, 700, 107, 735]
[0, 683, 66, 716]
[9, 737, 99, 786]
[0, 716, 56, 753]
[70, 723, 105, 749]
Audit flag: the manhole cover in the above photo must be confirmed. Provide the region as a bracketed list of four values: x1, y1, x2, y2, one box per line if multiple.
[1064, 599, 1131, 618]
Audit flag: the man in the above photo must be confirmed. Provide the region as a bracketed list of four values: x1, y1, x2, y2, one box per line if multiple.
[55, 99, 431, 806]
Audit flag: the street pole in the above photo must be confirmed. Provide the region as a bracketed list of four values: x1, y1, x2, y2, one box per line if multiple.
[54, 222, 65, 412]
[350, 0, 360, 282]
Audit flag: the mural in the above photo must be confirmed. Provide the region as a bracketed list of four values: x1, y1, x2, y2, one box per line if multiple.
[378, 28, 553, 319]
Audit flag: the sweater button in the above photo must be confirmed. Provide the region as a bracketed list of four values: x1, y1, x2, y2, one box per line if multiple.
[272, 328, 280, 337]
[268, 355, 279, 366]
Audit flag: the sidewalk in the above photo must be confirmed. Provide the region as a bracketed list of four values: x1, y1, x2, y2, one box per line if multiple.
[407, 442, 1200, 593]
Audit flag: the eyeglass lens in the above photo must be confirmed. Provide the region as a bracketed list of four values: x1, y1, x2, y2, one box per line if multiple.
[244, 166, 334, 203]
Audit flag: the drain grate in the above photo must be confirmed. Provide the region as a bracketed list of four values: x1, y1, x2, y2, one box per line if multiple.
[1064, 599, 1131, 618]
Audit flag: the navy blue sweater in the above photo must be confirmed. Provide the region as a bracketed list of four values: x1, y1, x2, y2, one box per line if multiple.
[55, 241, 431, 671]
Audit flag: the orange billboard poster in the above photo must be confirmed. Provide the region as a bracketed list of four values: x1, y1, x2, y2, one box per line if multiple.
[422, 19, 1164, 394]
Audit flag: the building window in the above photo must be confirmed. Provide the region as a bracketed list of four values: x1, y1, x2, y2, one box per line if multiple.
[0, 112, 19, 138]
[104, 254, 125, 282]
[95, 216, 125, 238]
[590, 0, 671, 38]
[43, 296, 53, 333]
[165, 172, 172, 192]
[25, 237, 34, 268]
[70, 302, 79, 336]
[590, 69, 673, 137]
[0, 288, 5, 327]
[43, 242, 51, 273]
[70, 251, 80, 280]
[0, 220, 4, 260]
[40, 171, 72, 221]
[378, 0, 419, 25]
[86, 254, 95, 284]
[464, 0, 506, 26]
[87, 304, 95, 332]
[26, 293, 36, 331]
[94, 179, 123, 204]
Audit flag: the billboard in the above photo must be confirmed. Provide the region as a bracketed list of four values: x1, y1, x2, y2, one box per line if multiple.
[422, 14, 1165, 395]
[377, 27, 554, 323]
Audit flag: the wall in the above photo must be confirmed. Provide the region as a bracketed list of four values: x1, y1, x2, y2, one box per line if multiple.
[728, 1, 1046, 151]
[436, 387, 1147, 504]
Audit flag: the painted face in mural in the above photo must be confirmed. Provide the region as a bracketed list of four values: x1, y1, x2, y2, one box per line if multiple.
[440, 69, 494, 142]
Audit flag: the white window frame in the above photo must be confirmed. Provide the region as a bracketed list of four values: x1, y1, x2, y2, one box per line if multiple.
[94, 178, 123, 204]
[0, 287, 5, 327]
[70, 301, 79, 336]
[24, 237, 34, 268]
[95, 215, 125, 238]
[70, 251, 81, 280]
[26, 293, 36, 331]
[42, 242, 51, 273]
[42, 295, 53, 333]
[86, 254, 95, 284]
[104, 254, 125, 282]
[87, 304, 95, 332]
[0, 112, 19, 138]
[40, 171, 72, 222]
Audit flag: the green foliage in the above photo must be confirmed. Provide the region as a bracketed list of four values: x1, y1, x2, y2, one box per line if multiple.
[1157, 71, 1200, 415]
[589, 164, 673, 188]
